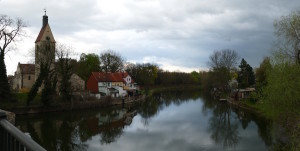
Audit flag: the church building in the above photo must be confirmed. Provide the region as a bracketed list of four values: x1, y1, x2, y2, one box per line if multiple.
[12, 12, 85, 92]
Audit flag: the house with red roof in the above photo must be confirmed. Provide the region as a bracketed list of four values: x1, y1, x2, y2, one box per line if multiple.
[86, 72, 137, 98]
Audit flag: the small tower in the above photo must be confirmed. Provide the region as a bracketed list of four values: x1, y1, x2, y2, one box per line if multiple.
[35, 10, 56, 80]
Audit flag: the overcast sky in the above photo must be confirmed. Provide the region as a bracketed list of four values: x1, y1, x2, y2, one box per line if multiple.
[1, 0, 300, 75]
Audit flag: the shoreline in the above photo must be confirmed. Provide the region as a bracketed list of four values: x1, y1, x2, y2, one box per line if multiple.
[2, 85, 201, 115]
[225, 97, 265, 117]
[7, 95, 146, 115]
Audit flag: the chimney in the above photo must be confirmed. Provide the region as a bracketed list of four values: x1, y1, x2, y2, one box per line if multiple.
[43, 15, 48, 27]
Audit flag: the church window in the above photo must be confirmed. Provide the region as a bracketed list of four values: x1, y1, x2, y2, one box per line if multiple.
[28, 76, 31, 80]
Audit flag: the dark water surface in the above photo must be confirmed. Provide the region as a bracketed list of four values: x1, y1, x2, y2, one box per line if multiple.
[16, 90, 273, 151]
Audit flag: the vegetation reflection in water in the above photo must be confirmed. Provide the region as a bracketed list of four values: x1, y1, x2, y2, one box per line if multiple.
[16, 89, 273, 151]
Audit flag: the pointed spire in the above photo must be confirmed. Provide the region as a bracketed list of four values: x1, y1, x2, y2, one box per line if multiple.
[43, 9, 48, 27]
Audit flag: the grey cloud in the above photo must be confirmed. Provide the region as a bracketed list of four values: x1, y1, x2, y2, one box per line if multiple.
[2, 0, 300, 74]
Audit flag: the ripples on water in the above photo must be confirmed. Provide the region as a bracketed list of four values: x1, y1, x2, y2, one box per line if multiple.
[16, 89, 273, 151]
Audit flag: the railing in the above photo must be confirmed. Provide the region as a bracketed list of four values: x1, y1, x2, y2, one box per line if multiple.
[0, 112, 46, 151]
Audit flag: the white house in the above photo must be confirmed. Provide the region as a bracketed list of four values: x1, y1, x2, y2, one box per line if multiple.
[87, 72, 137, 98]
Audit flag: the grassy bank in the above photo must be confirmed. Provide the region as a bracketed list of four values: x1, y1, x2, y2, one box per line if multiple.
[1, 93, 44, 109]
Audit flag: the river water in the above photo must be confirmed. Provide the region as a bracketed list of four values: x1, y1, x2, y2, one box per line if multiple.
[15, 89, 273, 151]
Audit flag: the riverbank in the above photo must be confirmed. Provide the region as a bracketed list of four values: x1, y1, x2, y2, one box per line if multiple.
[224, 96, 300, 150]
[2, 95, 145, 115]
[1, 85, 201, 115]
[225, 98, 264, 116]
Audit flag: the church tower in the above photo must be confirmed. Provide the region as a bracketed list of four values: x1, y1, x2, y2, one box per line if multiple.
[35, 11, 56, 79]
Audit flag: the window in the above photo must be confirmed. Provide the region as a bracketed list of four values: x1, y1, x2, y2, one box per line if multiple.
[28, 76, 31, 80]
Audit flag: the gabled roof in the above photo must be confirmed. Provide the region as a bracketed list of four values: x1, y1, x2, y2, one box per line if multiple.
[35, 24, 47, 43]
[91, 72, 134, 83]
[35, 24, 56, 43]
[122, 72, 135, 83]
[19, 64, 35, 74]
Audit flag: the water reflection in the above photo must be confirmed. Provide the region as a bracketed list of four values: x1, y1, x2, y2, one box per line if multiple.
[16, 89, 274, 151]
[207, 103, 239, 148]
[16, 107, 137, 151]
[138, 89, 201, 125]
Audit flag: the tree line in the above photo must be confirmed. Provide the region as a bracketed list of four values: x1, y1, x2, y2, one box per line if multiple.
[200, 49, 255, 94]
[74, 50, 201, 86]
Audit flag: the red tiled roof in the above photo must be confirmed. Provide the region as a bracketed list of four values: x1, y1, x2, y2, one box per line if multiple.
[35, 24, 47, 43]
[19, 64, 35, 74]
[91, 72, 133, 83]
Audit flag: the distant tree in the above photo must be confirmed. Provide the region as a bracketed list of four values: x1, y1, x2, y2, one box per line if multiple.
[75, 53, 100, 82]
[155, 71, 196, 85]
[206, 49, 238, 91]
[199, 71, 210, 91]
[124, 62, 136, 75]
[190, 71, 201, 84]
[208, 49, 239, 71]
[255, 57, 272, 87]
[274, 10, 300, 64]
[99, 50, 124, 73]
[210, 67, 231, 90]
[56, 44, 74, 102]
[237, 58, 255, 88]
[0, 15, 26, 101]
[126, 63, 158, 85]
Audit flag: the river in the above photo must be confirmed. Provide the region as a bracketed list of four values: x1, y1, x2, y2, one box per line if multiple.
[15, 89, 273, 151]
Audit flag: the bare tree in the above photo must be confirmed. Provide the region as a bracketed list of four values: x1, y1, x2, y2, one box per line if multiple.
[274, 10, 300, 64]
[208, 49, 239, 71]
[0, 15, 26, 100]
[56, 44, 74, 101]
[99, 50, 125, 73]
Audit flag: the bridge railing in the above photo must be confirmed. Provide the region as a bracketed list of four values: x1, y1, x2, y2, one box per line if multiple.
[0, 112, 46, 151]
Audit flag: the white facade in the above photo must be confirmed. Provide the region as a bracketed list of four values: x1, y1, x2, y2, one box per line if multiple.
[91, 72, 138, 98]
[98, 82, 111, 95]
[97, 82, 128, 97]
[112, 86, 127, 97]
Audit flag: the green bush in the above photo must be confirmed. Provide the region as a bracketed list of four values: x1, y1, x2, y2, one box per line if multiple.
[263, 63, 300, 117]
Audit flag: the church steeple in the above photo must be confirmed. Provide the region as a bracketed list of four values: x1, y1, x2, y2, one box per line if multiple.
[43, 9, 48, 27]
[43, 15, 48, 27]
[35, 11, 55, 43]
[35, 11, 56, 80]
